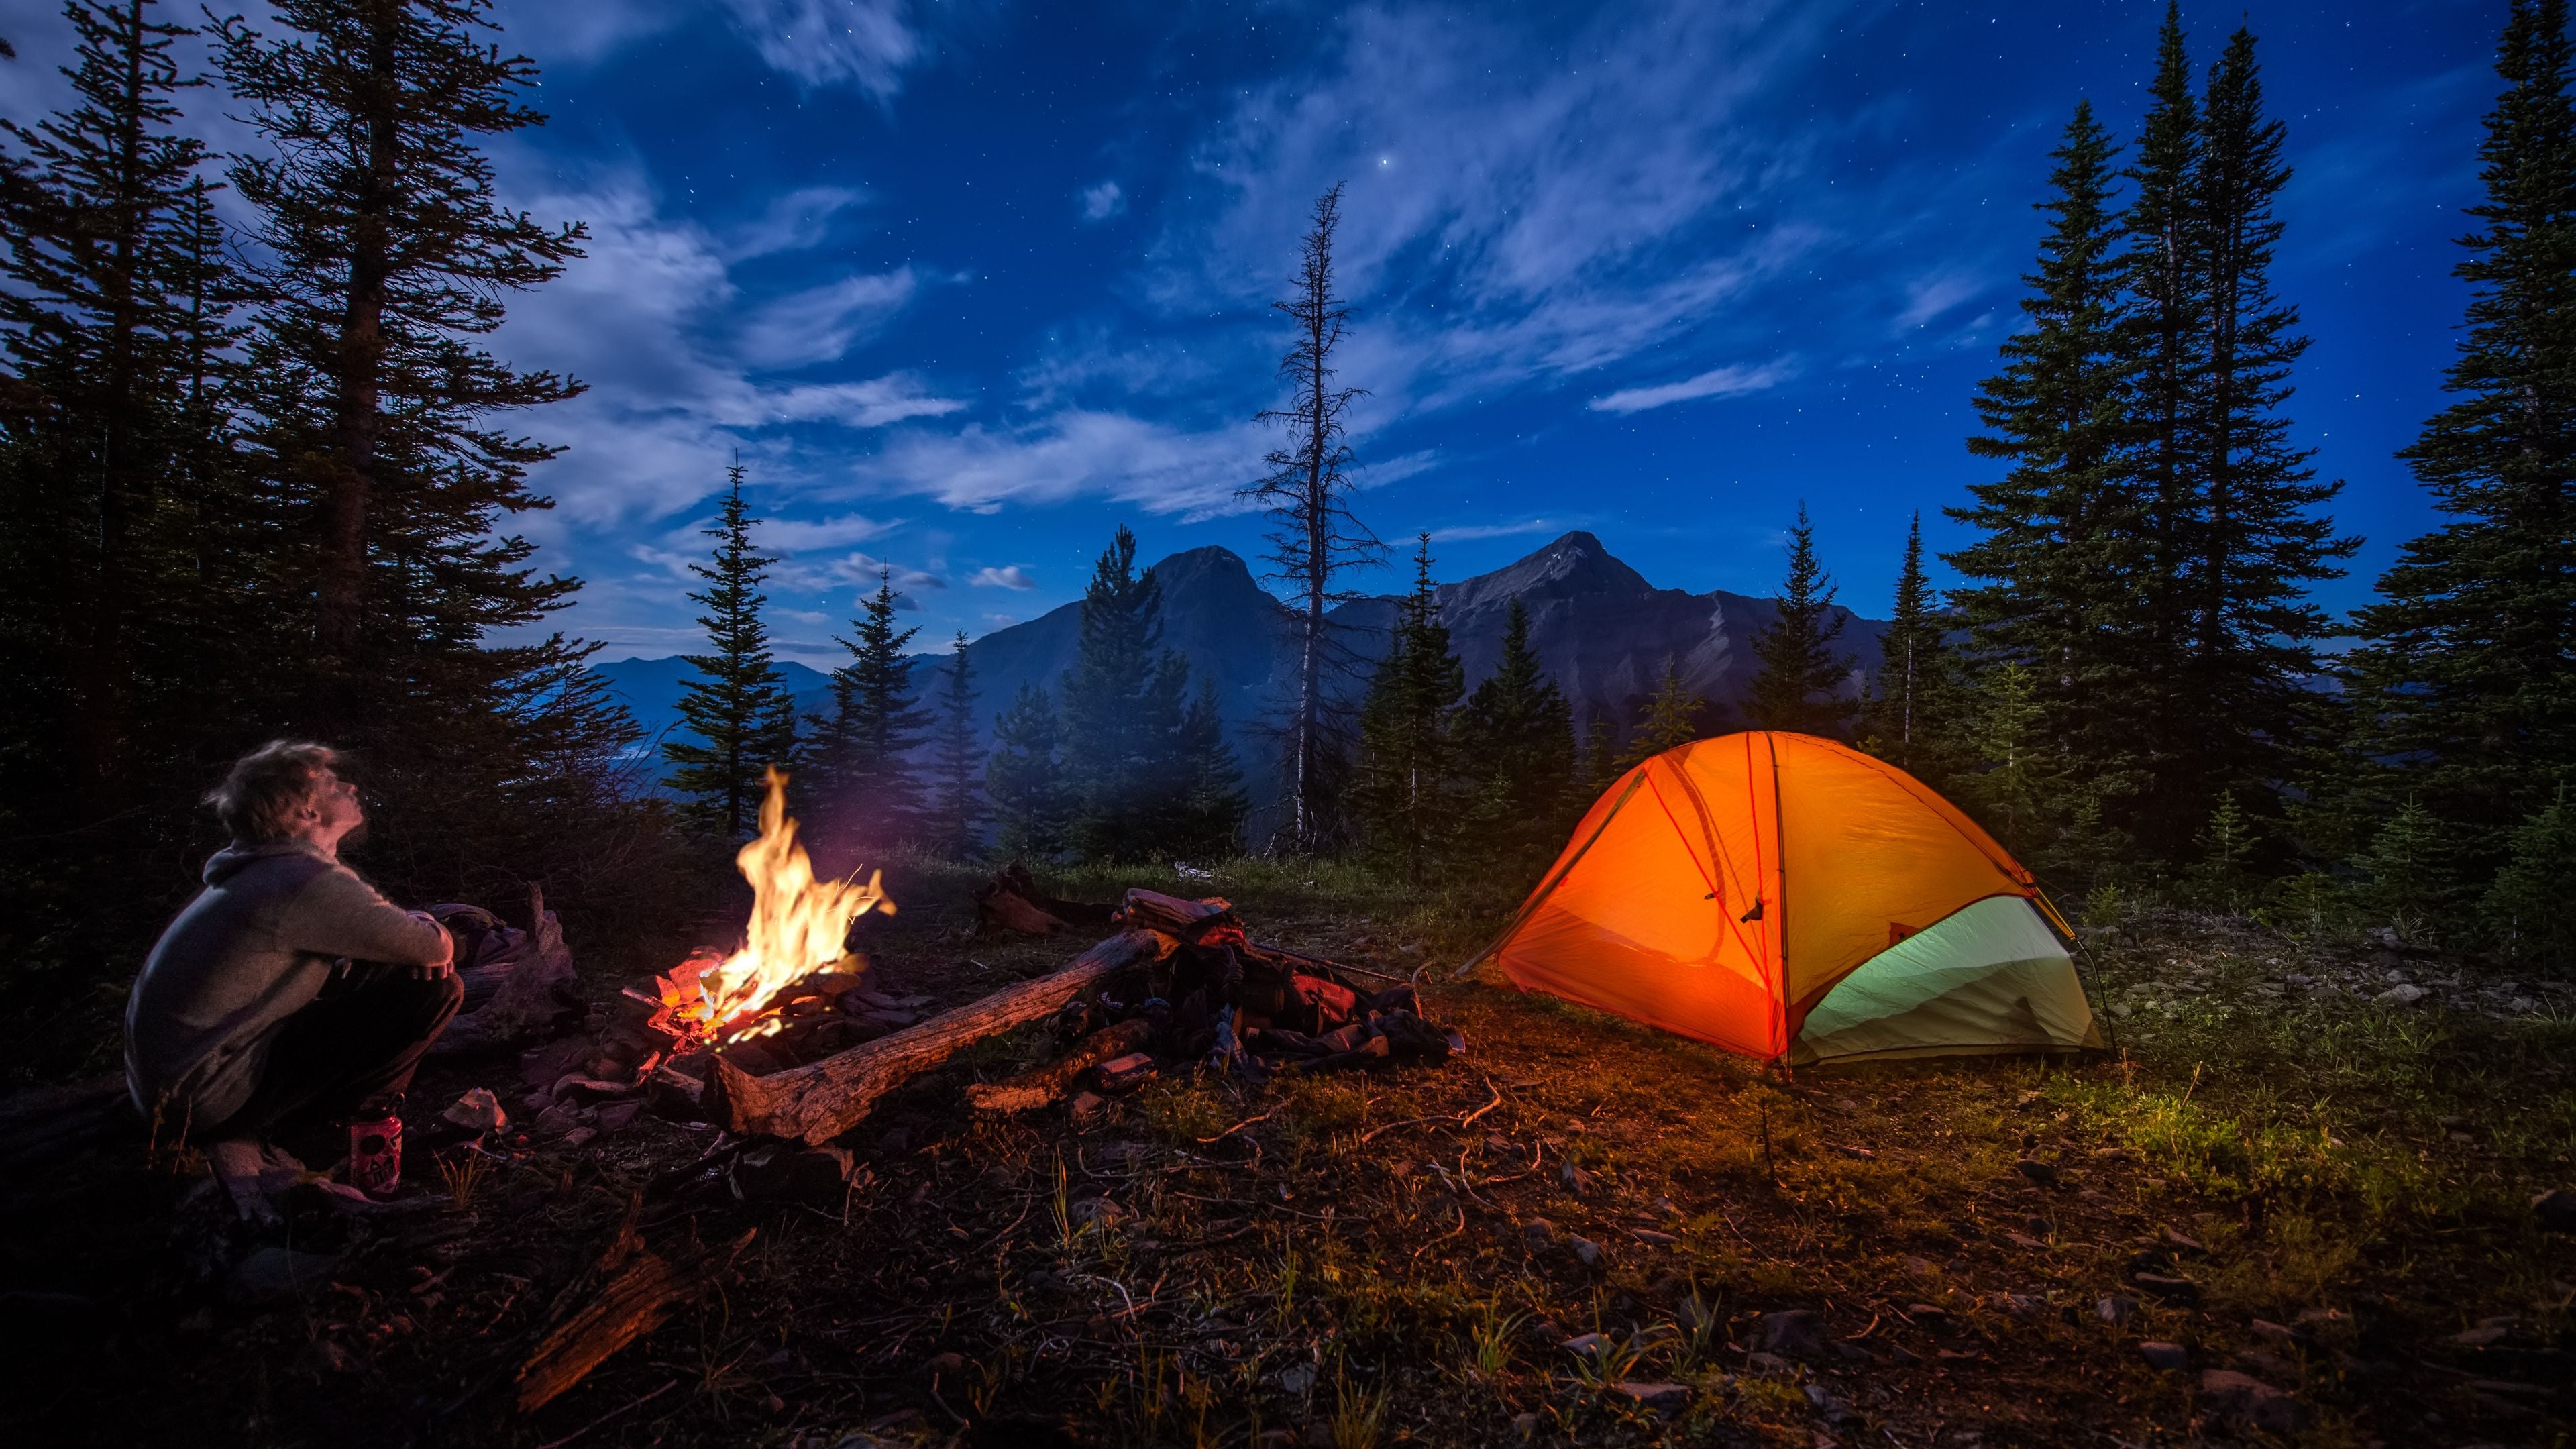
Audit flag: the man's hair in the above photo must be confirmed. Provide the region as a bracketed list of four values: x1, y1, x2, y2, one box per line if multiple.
[206, 740, 338, 843]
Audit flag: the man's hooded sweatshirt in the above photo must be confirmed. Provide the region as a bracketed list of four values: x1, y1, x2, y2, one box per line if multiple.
[125, 839, 449, 1129]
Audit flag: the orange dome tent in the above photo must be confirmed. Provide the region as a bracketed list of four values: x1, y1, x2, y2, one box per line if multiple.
[1474, 731, 2103, 1065]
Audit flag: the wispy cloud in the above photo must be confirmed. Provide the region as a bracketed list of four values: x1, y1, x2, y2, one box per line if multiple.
[759, 513, 902, 551]
[735, 266, 926, 368]
[1894, 272, 1981, 331]
[857, 411, 1269, 520]
[1079, 180, 1126, 223]
[1430, 518, 1565, 542]
[969, 564, 1036, 590]
[1589, 359, 1791, 415]
[719, 0, 924, 99]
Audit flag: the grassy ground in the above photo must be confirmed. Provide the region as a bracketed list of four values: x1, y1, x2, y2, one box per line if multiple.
[3, 853, 2570, 1447]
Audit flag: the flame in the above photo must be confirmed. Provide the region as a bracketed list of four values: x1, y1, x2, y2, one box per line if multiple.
[690, 767, 893, 1041]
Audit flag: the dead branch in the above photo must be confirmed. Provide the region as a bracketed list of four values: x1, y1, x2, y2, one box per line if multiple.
[711, 928, 1175, 1144]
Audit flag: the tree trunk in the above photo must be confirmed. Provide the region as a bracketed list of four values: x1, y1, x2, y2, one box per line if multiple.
[711, 928, 1173, 1143]
[319, 7, 400, 679]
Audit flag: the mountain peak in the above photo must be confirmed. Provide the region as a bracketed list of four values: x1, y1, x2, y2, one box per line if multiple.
[1444, 529, 1654, 611]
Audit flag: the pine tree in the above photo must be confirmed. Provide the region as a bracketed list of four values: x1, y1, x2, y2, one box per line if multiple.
[1619, 659, 1707, 769]
[2350, 0, 2576, 864]
[665, 462, 796, 839]
[2353, 797, 2459, 932]
[1167, 678, 1249, 861]
[986, 682, 1067, 861]
[1744, 502, 1858, 737]
[1455, 595, 1577, 869]
[2184, 788, 2260, 908]
[2481, 784, 2575, 968]
[1059, 527, 1196, 863]
[2176, 25, 2354, 840]
[1946, 101, 2151, 845]
[1578, 712, 1623, 796]
[0, 0, 233, 807]
[2118, 0, 2205, 786]
[926, 631, 984, 858]
[1243, 182, 1383, 855]
[1860, 512, 1957, 777]
[815, 568, 927, 843]
[1957, 663, 2063, 859]
[1352, 534, 1464, 879]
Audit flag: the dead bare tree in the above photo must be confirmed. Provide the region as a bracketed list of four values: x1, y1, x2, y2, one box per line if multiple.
[1244, 182, 1383, 855]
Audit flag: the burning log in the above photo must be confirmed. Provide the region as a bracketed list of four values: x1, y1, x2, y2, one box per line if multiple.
[514, 1208, 755, 1413]
[712, 928, 1175, 1143]
[963, 1017, 1157, 1114]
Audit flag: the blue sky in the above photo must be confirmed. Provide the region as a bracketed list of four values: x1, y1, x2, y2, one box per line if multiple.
[0, 0, 2499, 667]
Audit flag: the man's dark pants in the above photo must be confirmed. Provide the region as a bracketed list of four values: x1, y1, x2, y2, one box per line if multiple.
[209, 963, 464, 1138]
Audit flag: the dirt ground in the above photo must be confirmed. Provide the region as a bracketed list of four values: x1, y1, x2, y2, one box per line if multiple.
[3, 857, 2569, 1448]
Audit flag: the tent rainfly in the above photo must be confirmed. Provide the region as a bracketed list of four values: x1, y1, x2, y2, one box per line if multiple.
[1472, 731, 2104, 1065]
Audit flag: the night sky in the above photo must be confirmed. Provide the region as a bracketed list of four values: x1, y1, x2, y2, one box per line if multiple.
[0, 0, 2501, 666]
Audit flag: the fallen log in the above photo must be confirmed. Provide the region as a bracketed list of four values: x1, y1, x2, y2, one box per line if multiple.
[963, 1017, 1156, 1114]
[712, 928, 1173, 1143]
[516, 1219, 755, 1413]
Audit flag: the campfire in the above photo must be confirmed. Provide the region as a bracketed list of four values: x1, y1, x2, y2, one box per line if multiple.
[649, 769, 894, 1053]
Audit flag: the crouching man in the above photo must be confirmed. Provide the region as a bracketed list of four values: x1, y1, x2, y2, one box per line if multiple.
[126, 741, 462, 1191]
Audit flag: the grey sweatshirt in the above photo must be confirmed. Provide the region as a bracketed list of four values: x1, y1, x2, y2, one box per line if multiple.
[125, 839, 450, 1129]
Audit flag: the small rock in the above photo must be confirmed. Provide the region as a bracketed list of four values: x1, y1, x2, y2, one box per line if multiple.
[1277, 1362, 1317, 1397]
[1510, 1411, 1539, 1440]
[1759, 1308, 1831, 1359]
[1526, 1317, 1568, 1346]
[1803, 1383, 1858, 1424]
[1570, 1235, 1604, 1268]
[2013, 1157, 2059, 1185]
[1560, 1161, 1596, 1194]
[1068, 1091, 1112, 1130]
[1993, 1293, 2043, 1319]
[925, 1351, 965, 1377]
[441, 1087, 507, 1132]
[1256, 1432, 1298, 1449]
[2133, 1272, 2201, 1303]
[1612, 1381, 1690, 1413]
[2534, 1187, 2576, 1234]
[1303, 1421, 1335, 1448]
[1562, 1332, 1611, 1358]
[2200, 1368, 2306, 1433]
[533, 1102, 582, 1136]
[1744, 1350, 1794, 1375]
[2247, 1318, 2307, 1348]
[2097, 1296, 2139, 1324]
[2163, 1225, 2206, 1253]
[2137, 1340, 2188, 1371]
[1906, 1303, 1950, 1331]
[1652, 1195, 1682, 1218]
[2377, 983, 2429, 1007]
[2449, 1323, 2511, 1346]
[1485, 1133, 1514, 1155]
[595, 1100, 643, 1133]
[1069, 1196, 1125, 1228]
[1522, 1217, 1557, 1248]
[560, 1125, 598, 1149]
[228, 1247, 338, 1308]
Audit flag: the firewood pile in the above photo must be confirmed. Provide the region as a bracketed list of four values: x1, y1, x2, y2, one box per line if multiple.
[449, 869, 1464, 1176]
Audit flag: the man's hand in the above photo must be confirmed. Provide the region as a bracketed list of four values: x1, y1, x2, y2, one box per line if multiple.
[406, 912, 456, 979]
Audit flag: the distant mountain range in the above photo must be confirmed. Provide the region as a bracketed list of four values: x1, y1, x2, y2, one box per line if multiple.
[594, 531, 1888, 816]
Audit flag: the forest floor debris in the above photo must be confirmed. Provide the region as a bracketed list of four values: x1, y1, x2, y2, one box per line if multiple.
[1, 856, 2569, 1446]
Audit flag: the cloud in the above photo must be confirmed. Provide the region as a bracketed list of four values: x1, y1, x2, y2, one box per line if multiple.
[722, 184, 871, 261]
[736, 268, 924, 368]
[1430, 518, 1565, 542]
[719, 0, 924, 99]
[1079, 180, 1126, 223]
[969, 564, 1035, 590]
[858, 411, 1269, 520]
[1589, 359, 1791, 415]
[489, 174, 968, 526]
[1894, 272, 1981, 331]
[759, 513, 903, 551]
